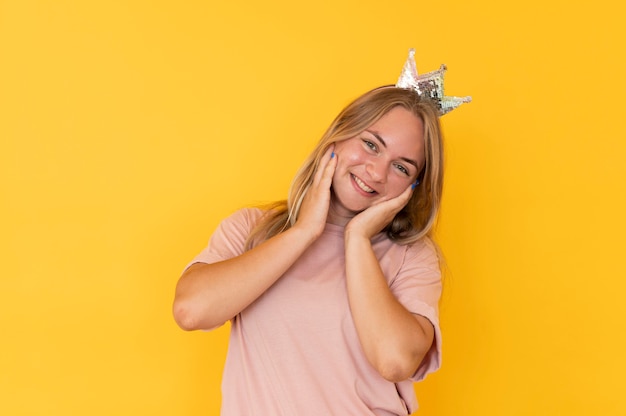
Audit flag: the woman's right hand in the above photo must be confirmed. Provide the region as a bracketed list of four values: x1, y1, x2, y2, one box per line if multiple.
[294, 145, 337, 241]
[174, 146, 337, 331]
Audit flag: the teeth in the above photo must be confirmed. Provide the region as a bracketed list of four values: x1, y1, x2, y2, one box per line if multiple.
[353, 175, 375, 193]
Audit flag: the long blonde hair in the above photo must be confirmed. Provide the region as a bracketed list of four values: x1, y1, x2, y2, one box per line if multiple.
[246, 86, 444, 249]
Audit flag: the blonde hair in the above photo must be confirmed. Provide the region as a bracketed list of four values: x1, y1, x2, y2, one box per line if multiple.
[246, 86, 444, 249]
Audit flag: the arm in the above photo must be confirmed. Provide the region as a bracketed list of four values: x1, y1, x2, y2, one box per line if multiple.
[173, 147, 337, 331]
[344, 186, 435, 382]
[174, 226, 318, 331]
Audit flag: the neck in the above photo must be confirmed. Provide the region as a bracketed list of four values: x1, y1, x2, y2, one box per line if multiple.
[326, 195, 358, 227]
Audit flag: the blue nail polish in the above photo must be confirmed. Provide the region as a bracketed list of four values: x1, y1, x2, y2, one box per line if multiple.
[411, 183, 416, 190]
[331, 152, 335, 158]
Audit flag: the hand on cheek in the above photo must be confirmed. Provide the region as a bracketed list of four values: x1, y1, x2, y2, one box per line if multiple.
[294, 146, 337, 240]
[345, 184, 414, 240]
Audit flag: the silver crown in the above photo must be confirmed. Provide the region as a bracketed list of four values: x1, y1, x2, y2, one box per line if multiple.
[396, 48, 471, 115]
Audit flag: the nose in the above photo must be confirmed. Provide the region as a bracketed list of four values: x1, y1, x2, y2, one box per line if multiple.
[366, 159, 387, 184]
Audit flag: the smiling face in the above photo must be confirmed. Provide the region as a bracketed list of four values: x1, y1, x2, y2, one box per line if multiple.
[328, 106, 425, 224]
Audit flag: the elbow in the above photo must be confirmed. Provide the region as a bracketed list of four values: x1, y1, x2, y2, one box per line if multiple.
[375, 346, 428, 382]
[172, 299, 200, 331]
[377, 319, 434, 382]
[172, 299, 204, 331]
[377, 359, 419, 383]
[172, 297, 225, 331]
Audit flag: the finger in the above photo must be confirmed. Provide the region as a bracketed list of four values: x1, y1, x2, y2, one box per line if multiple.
[319, 147, 337, 189]
[369, 187, 413, 222]
[312, 145, 336, 187]
[373, 183, 414, 208]
[391, 184, 415, 209]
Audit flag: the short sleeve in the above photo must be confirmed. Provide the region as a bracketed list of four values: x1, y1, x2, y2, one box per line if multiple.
[389, 238, 443, 381]
[184, 208, 265, 270]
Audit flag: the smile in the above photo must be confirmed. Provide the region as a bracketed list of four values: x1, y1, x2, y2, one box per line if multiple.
[351, 174, 376, 194]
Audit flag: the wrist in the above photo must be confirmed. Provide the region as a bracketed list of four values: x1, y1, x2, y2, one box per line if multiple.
[290, 222, 323, 245]
[344, 227, 371, 246]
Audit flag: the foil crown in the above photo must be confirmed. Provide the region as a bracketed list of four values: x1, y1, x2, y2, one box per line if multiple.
[396, 48, 471, 115]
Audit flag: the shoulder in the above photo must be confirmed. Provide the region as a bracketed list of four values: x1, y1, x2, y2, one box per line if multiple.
[404, 237, 440, 266]
[191, 207, 269, 264]
[373, 235, 440, 283]
[210, 207, 268, 246]
[375, 234, 440, 265]
[224, 207, 267, 227]
[217, 206, 271, 231]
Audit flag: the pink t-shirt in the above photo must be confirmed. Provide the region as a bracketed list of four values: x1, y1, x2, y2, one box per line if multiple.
[189, 208, 442, 415]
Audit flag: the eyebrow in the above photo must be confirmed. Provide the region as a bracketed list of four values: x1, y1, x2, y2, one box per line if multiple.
[365, 129, 420, 170]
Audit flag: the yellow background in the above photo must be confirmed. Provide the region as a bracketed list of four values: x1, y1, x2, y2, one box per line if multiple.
[2, 1, 625, 415]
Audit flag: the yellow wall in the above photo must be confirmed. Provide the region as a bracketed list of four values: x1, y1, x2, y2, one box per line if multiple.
[2, 1, 625, 415]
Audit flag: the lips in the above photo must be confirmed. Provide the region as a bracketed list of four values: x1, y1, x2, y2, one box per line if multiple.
[351, 174, 376, 194]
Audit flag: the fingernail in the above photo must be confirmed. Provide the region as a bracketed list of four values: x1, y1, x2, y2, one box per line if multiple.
[331, 152, 335, 158]
[411, 183, 416, 190]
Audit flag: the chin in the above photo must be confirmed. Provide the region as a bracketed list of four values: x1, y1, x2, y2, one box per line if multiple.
[332, 196, 372, 216]
[331, 185, 379, 215]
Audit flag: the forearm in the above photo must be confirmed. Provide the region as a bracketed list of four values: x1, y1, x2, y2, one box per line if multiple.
[344, 233, 434, 382]
[173, 225, 316, 331]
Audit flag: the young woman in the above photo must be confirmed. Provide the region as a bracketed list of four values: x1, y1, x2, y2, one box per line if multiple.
[173, 51, 469, 413]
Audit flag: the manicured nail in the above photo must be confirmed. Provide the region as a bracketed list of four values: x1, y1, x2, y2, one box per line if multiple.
[411, 183, 416, 190]
[331, 152, 335, 158]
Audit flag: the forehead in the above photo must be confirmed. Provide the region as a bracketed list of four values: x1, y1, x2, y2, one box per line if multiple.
[367, 107, 425, 153]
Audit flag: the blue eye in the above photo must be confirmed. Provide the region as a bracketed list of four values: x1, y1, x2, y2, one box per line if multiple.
[394, 163, 409, 175]
[363, 140, 377, 151]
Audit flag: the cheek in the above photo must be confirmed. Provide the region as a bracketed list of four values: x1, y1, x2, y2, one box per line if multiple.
[335, 143, 366, 166]
[388, 177, 413, 198]
[331, 146, 363, 187]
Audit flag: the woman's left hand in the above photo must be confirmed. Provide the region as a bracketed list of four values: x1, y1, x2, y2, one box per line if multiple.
[343, 182, 433, 382]
[345, 184, 414, 240]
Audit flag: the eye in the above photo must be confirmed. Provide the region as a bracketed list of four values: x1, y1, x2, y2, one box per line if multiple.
[362, 139, 378, 152]
[394, 163, 409, 176]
